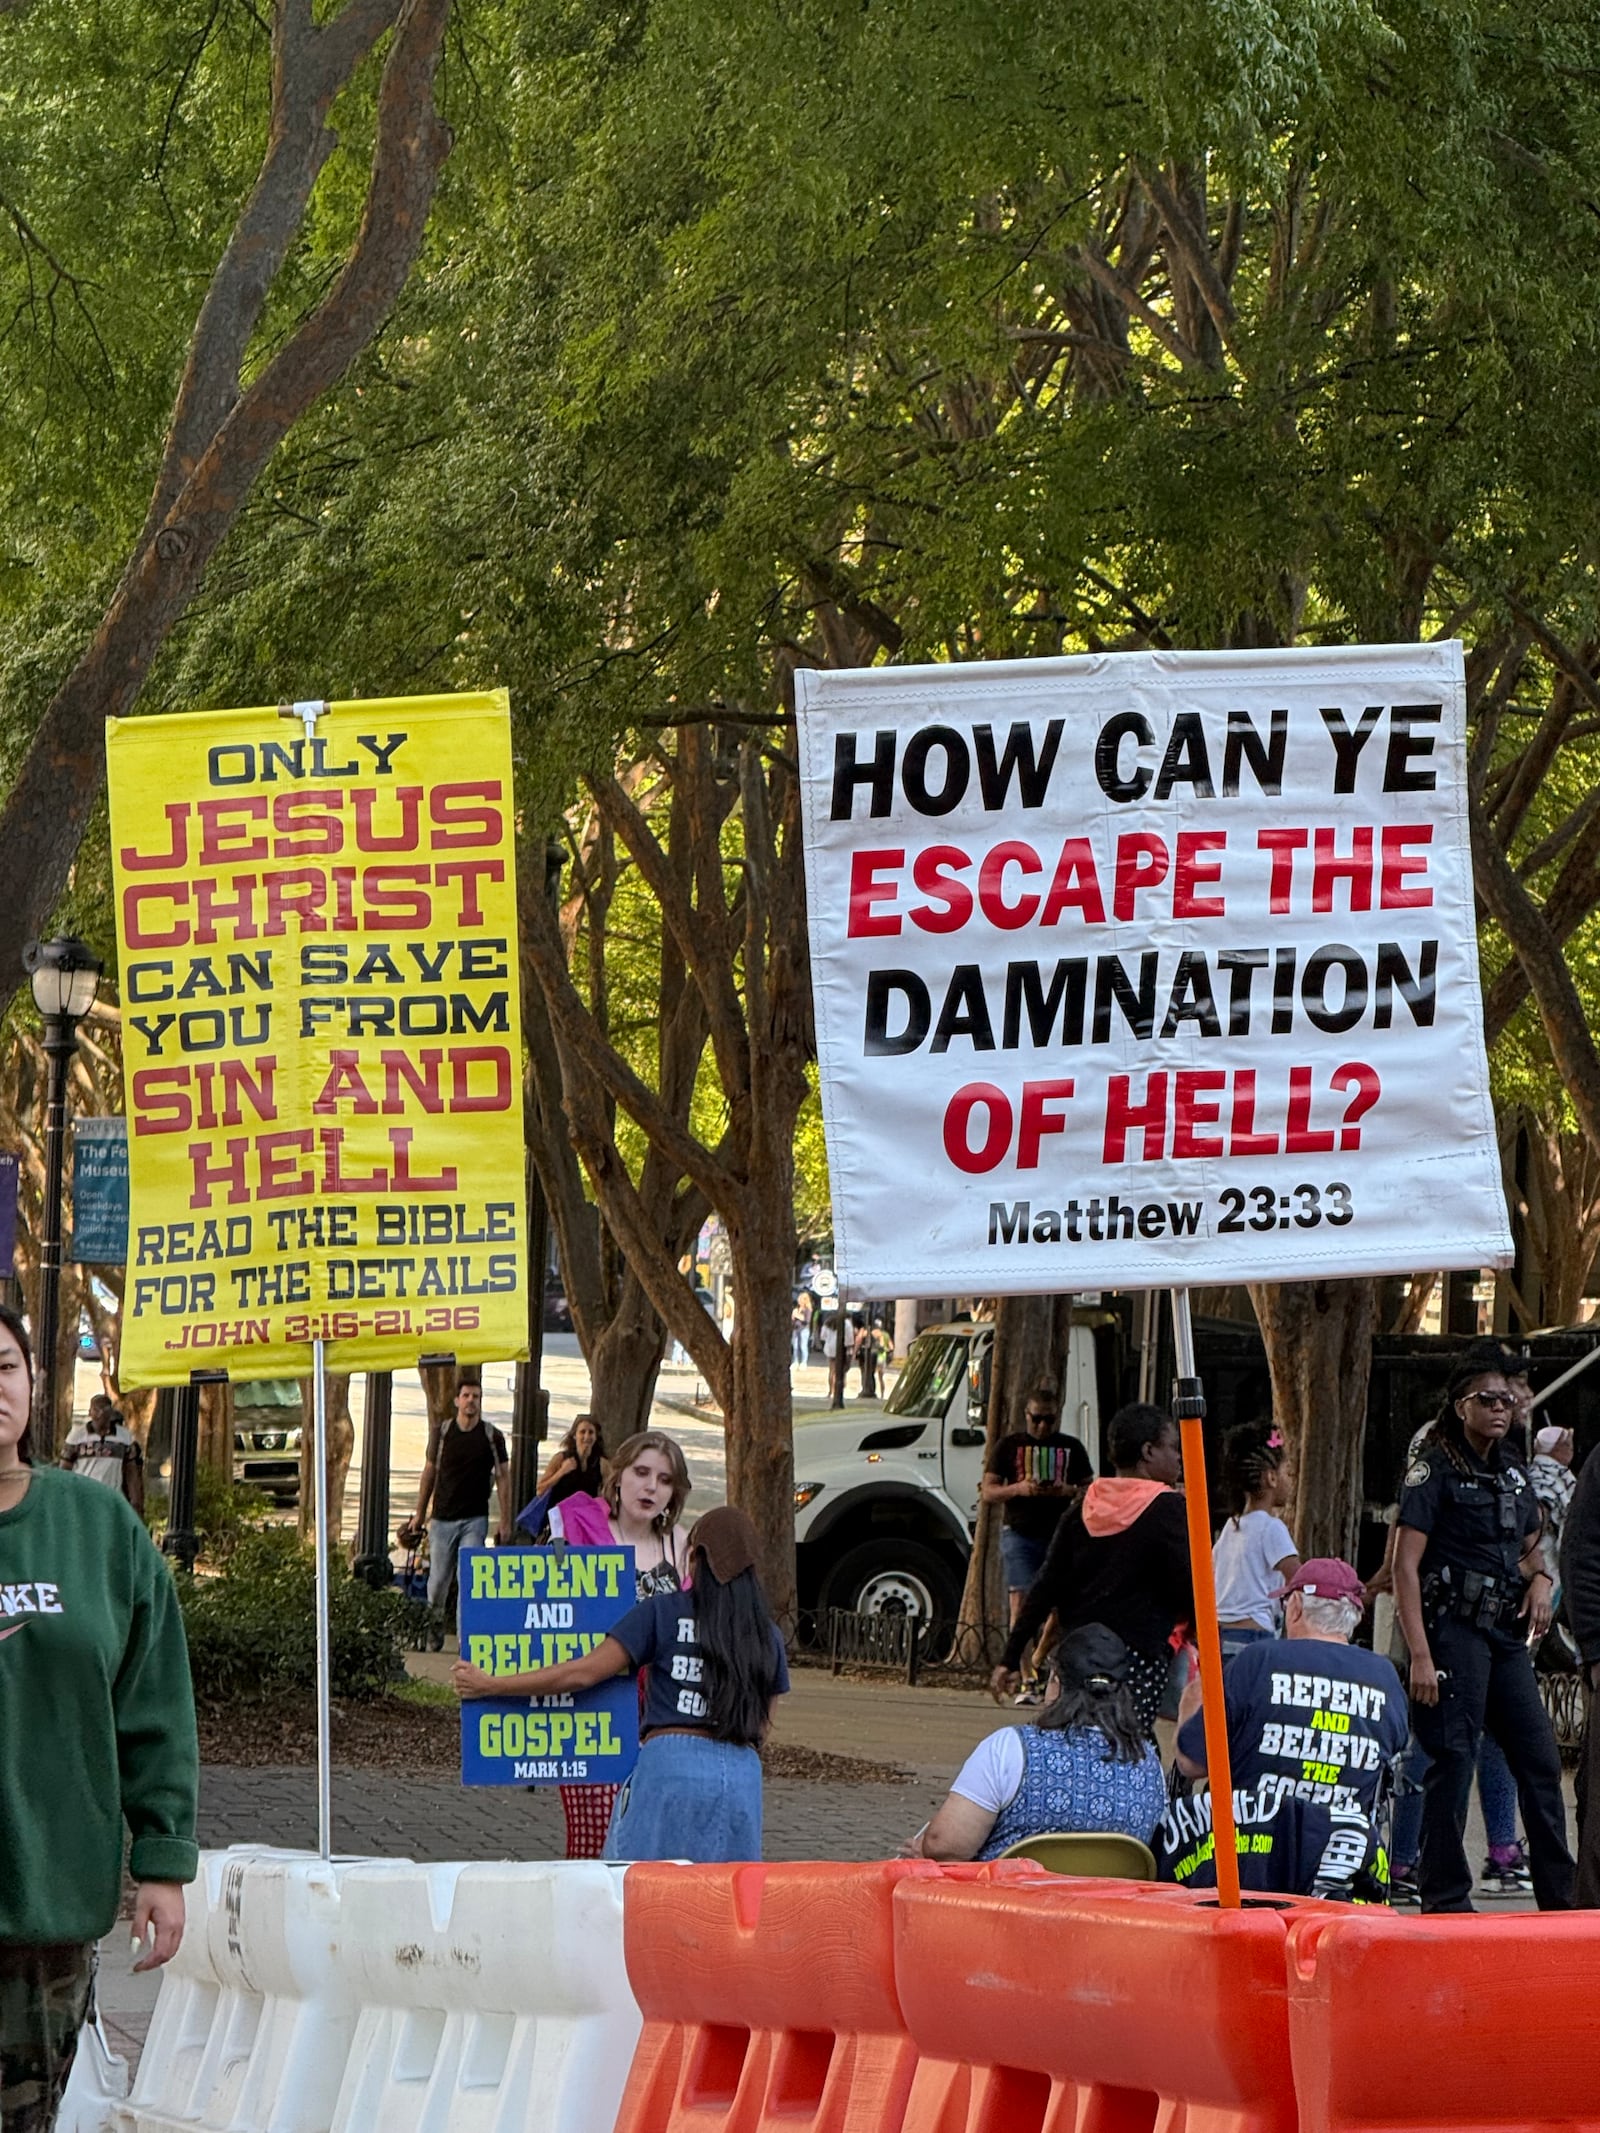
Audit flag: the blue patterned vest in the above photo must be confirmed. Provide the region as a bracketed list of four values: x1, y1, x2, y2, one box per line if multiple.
[978, 1725, 1165, 1860]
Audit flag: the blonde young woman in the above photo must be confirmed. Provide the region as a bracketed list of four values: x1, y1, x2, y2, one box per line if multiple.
[545, 1430, 693, 1855]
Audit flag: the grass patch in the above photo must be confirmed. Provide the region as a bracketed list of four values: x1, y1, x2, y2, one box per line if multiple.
[393, 1675, 457, 1709]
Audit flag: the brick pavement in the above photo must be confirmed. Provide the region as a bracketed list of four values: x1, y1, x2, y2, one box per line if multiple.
[198, 1763, 931, 1864]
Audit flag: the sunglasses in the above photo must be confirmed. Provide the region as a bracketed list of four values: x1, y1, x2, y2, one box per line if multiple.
[1027, 1412, 1059, 1426]
[1466, 1391, 1515, 1411]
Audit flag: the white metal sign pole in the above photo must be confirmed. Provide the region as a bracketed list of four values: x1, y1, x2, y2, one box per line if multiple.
[287, 697, 336, 1864]
[312, 1334, 332, 1860]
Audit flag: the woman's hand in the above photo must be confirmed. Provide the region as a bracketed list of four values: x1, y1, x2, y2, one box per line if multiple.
[1409, 1653, 1441, 1706]
[131, 1882, 185, 1972]
[989, 1664, 1019, 1703]
[1521, 1573, 1554, 1640]
[451, 1658, 496, 1699]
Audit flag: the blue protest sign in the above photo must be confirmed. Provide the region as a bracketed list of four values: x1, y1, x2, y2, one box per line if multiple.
[458, 1545, 639, 1787]
[71, 1117, 128, 1265]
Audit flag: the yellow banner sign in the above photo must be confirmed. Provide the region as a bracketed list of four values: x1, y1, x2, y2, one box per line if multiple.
[108, 692, 529, 1384]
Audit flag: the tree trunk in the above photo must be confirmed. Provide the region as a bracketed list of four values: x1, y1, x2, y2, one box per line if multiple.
[585, 1272, 668, 1444]
[421, 1362, 457, 1433]
[297, 1372, 355, 1545]
[724, 1200, 799, 1622]
[517, 809, 705, 1452]
[116, 1385, 160, 1447]
[198, 1379, 234, 1488]
[0, 0, 455, 1004]
[954, 1293, 1076, 1665]
[1247, 1278, 1376, 1559]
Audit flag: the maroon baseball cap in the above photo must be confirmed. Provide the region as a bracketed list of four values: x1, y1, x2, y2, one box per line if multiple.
[1275, 1557, 1363, 1605]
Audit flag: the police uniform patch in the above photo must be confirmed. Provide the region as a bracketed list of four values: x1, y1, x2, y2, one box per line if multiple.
[1404, 1458, 1431, 1487]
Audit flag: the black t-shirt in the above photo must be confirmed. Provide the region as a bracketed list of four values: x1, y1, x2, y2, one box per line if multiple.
[610, 1587, 790, 1740]
[986, 1431, 1094, 1540]
[430, 1417, 508, 1522]
[1397, 1440, 1538, 1582]
[1158, 1779, 1310, 1894]
[546, 1460, 603, 1511]
[1001, 1491, 1193, 1670]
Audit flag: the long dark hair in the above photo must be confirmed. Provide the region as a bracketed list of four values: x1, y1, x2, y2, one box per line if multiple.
[0, 1304, 36, 1463]
[561, 1413, 606, 1472]
[1036, 1676, 1149, 1763]
[1222, 1421, 1284, 1522]
[689, 1557, 784, 1747]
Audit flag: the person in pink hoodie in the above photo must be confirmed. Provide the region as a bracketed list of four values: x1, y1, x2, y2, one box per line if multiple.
[991, 1402, 1192, 1730]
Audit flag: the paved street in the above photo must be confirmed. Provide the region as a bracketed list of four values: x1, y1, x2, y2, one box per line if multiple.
[337, 1342, 894, 1563]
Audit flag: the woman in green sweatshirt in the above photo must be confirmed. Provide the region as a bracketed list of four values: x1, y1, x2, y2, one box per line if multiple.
[0, 1305, 198, 2130]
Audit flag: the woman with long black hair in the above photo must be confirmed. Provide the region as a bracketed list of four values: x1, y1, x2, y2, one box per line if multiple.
[452, 1504, 788, 1861]
[912, 1625, 1166, 1861]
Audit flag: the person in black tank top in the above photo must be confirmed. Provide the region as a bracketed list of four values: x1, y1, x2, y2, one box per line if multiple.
[539, 1414, 606, 1512]
[412, 1379, 510, 1632]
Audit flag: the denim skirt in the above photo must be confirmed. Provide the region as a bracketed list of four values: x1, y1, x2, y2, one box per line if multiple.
[602, 1732, 764, 1863]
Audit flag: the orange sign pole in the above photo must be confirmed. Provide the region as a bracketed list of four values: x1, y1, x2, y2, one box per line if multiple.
[1171, 1286, 1241, 1908]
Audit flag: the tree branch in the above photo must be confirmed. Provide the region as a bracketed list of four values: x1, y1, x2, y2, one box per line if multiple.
[520, 879, 737, 1208]
[551, 1028, 734, 1407]
[1136, 163, 1240, 361]
[0, 0, 453, 997]
[144, 0, 404, 539]
[1472, 810, 1600, 1152]
[1075, 245, 1204, 371]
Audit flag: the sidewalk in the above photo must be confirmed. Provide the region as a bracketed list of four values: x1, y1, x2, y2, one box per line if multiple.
[190, 1660, 1008, 1871]
[404, 1646, 1016, 1784]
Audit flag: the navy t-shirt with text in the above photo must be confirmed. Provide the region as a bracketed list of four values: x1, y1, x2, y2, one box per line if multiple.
[1165, 1637, 1405, 1896]
[610, 1586, 790, 1737]
[1177, 1637, 1406, 1817]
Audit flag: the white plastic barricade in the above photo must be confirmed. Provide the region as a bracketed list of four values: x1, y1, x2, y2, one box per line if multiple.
[328, 1861, 639, 2133]
[115, 1846, 359, 2133]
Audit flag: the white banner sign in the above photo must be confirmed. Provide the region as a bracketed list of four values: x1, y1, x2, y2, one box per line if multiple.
[796, 643, 1513, 1293]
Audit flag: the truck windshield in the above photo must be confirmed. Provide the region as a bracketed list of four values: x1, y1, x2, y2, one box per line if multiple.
[885, 1333, 969, 1419]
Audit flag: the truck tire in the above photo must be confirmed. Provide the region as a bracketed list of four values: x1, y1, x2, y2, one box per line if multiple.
[817, 1539, 962, 1631]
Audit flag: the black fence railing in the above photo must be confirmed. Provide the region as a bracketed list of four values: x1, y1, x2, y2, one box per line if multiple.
[825, 1605, 929, 1684]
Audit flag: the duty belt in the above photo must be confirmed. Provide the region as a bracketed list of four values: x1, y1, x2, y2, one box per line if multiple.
[1422, 1564, 1522, 1633]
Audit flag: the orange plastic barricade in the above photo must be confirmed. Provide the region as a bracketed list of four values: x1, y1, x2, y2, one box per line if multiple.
[613, 1860, 1045, 2133]
[1287, 1909, 1600, 2133]
[894, 1877, 1301, 2133]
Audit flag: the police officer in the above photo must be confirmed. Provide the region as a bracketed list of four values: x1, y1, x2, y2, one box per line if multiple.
[1394, 1361, 1575, 1911]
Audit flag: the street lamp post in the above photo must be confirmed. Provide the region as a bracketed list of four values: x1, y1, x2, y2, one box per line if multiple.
[23, 935, 103, 1457]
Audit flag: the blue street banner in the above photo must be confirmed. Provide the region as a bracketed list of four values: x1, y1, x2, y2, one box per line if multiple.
[458, 1545, 639, 1787]
[71, 1117, 128, 1265]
